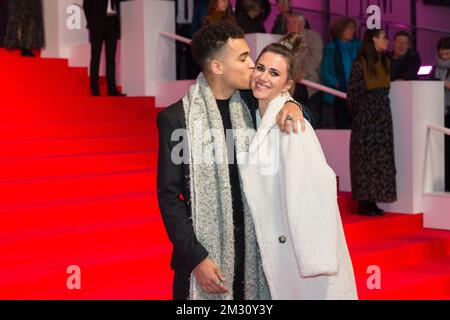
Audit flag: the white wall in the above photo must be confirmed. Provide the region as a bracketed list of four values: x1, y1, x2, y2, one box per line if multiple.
[42, 0, 89, 58]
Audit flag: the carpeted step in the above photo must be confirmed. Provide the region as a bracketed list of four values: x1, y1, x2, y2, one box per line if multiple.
[0, 254, 173, 300]
[0, 151, 157, 181]
[349, 229, 450, 273]
[342, 211, 424, 244]
[0, 121, 157, 139]
[356, 256, 450, 300]
[0, 136, 157, 159]
[0, 170, 156, 208]
[0, 193, 160, 240]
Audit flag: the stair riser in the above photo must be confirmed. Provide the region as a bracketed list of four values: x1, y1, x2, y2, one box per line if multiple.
[0, 138, 158, 159]
[0, 172, 157, 208]
[0, 152, 157, 181]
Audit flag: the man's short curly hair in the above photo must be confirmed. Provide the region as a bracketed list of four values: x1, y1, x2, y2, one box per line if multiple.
[191, 21, 245, 70]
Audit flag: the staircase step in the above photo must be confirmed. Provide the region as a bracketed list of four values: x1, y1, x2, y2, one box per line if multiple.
[0, 193, 161, 240]
[342, 212, 424, 244]
[0, 136, 157, 159]
[0, 220, 172, 294]
[0, 121, 157, 139]
[0, 151, 157, 181]
[0, 254, 172, 300]
[356, 256, 450, 300]
[0, 95, 157, 124]
[0, 170, 156, 208]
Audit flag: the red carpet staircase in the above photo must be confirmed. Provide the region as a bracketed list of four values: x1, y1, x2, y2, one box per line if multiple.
[1, 49, 449, 300]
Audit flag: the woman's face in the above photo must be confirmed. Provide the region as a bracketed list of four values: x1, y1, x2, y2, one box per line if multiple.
[342, 23, 356, 41]
[251, 52, 293, 103]
[373, 31, 389, 52]
[217, 0, 228, 12]
[277, 0, 289, 12]
[439, 48, 450, 61]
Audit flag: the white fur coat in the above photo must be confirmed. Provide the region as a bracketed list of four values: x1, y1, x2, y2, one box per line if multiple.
[238, 94, 358, 300]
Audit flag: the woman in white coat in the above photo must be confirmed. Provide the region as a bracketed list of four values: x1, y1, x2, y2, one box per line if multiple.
[237, 32, 358, 299]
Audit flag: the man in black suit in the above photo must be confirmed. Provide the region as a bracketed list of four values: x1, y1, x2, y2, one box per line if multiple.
[83, 0, 126, 96]
[157, 22, 310, 300]
[387, 31, 421, 81]
[0, 0, 7, 48]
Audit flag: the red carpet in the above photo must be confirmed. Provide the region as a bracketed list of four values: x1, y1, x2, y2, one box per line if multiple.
[1, 49, 449, 300]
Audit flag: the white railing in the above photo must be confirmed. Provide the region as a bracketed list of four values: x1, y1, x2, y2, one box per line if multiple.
[160, 31, 348, 99]
[427, 123, 450, 136]
[160, 31, 192, 45]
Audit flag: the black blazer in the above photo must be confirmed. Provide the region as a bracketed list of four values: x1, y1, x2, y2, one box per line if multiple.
[156, 90, 257, 272]
[83, 0, 127, 36]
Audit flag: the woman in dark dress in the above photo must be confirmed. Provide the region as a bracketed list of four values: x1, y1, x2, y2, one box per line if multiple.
[4, 0, 45, 57]
[347, 28, 397, 216]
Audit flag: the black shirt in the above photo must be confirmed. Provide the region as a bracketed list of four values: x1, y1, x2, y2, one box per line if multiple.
[216, 99, 245, 300]
[388, 49, 421, 81]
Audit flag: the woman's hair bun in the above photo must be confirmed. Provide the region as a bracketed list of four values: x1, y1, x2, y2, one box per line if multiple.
[279, 32, 302, 53]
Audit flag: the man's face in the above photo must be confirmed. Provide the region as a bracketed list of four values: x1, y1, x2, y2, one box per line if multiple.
[439, 48, 450, 61]
[393, 35, 409, 57]
[217, 0, 228, 12]
[218, 38, 255, 90]
[287, 16, 305, 33]
[342, 24, 356, 41]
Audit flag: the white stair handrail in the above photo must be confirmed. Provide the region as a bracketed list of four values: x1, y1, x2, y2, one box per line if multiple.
[427, 123, 450, 136]
[160, 31, 192, 45]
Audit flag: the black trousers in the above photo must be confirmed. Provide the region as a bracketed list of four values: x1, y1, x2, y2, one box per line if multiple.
[446, 111, 450, 192]
[176, 23, 199, 80]
[89, 16, 119, 93]
[293, 84, 323, 129]
[334, 97, 353, 129]
[0, 0, 7, 47]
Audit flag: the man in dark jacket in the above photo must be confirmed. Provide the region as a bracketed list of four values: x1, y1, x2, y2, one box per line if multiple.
[83, 0, 127, 96]
[387, 31, 421, 81]
[157, 22, 310, 300]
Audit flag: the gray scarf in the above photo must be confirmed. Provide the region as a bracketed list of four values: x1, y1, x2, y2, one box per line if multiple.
[435, 55, 450, 109]
[182, 73, 271, 300]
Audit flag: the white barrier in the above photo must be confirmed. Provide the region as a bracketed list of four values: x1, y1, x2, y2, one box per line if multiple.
[121, 0, 176, 96]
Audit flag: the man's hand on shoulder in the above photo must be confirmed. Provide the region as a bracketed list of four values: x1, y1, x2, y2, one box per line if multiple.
[276, 100, 306, 134]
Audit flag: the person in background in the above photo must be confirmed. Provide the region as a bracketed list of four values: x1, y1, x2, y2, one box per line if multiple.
[83, 0, 127, 97]
[347, 28, 397, 216]
[387, 30, 421, 81]
[432, 36, 450, 192]
[271, 0, 291, 35]
[321, 16, 360, 129]
[192, 0, 209, 35]
[235, 0, 271, 34]
[202, 0, 235, 26]
[0, 0, 7, 48]
[175, 0, 199, 80]
[4, 0, 44, 57]
[287, 12, 323, 128]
